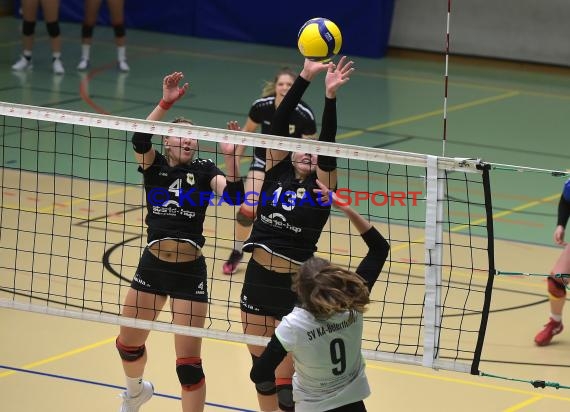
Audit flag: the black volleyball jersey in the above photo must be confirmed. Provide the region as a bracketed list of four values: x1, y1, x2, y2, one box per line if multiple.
[249, 96, 316, 161]
[139, 152, 223, 248]
[243, 156, 331, 264]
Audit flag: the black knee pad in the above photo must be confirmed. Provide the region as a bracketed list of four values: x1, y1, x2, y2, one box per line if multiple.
[82, 24, 94, 38]
[115, 337, 145, 362]
[236, 209, 254, 227]
[255, 380, 277, 395]
[251, 354, 277, 395]
[548, 275, 568, 299]
[46, 21, 60, 38]
[176, 357, 205, 391]
[22, 20, 36, 36]
[113, 24, 126, 38]
[277, 382, 294, 411]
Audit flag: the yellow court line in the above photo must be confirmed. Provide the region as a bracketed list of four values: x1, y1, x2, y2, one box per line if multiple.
[336, 91, 520, 141]
[0, 337, 116, 379]
[502, 396, 544, 412]
[366, 363, 570, 402]
[450, 192, 560, 233]
[5, 332, 570, 405]
[350, 69, 570, 100]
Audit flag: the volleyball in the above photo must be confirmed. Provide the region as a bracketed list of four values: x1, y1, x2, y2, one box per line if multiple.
[297, 17, 342, 62]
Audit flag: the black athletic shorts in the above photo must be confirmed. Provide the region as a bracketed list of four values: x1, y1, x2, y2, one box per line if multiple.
[326, 401, 367, 412]
[248, 153, 266, 173]
[131, 248, 208, 302]
[240, 258, 297, 320]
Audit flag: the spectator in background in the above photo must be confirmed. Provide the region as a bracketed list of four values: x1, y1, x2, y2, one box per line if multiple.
[77, 0, 130, 72]
[12, 0, 65, 74]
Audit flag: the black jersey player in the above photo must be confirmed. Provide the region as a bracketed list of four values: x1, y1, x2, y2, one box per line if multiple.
[115, 71, 243, 412]
[240, 57, 354, 412]
[223, 67, 316, 275]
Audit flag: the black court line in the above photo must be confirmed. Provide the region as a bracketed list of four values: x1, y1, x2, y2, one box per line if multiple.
[0, 365, 255, 411]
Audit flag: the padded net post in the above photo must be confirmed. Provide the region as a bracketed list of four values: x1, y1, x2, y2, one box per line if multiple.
[423, 156, 444, 368]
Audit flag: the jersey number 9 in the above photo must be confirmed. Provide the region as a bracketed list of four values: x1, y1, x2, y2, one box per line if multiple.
[330, 338, 346, 375]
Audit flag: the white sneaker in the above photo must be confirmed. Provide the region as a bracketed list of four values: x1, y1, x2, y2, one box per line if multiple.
[119, 380, 154, 412]
[118, 60, 130, 72]
[12, 56, 32, 71]
[77, 58, 89, 71]
[52, 58, 65, 75]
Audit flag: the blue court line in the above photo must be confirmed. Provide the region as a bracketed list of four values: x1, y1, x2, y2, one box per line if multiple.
[0, 364, 255, 411]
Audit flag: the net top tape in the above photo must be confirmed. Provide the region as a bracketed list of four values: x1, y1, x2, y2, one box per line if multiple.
[1, 101, 483, 173]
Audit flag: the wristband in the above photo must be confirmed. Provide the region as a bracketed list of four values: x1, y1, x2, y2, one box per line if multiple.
[159, 99, 174, 110]
[159, 89, 186, 111]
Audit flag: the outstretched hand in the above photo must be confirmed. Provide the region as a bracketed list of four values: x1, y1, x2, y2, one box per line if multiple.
[325, 56, 354, 98]
[227, 120, 241, 132]
[313, 179, 345, 209]
[220, 121, 242, 157]
[162, 72, 189, 103]
[299, 58, 331, 82]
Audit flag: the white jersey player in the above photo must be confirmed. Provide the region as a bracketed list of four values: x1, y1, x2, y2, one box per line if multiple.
[250, 182, 390, 412]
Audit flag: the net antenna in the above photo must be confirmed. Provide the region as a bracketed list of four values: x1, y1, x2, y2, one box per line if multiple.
[0, 101, 494, 375]
[442, 0, 452, 156]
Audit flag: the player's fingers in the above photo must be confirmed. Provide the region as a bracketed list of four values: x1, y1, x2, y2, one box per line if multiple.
[315, 179, 328, 190]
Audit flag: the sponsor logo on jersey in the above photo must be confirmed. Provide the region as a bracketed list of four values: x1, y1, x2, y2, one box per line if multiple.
[261, 212, 302, 233]
[133, 273, 150, 287]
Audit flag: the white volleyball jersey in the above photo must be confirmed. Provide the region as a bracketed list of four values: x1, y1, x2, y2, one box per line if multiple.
[275, 306, 371, 412]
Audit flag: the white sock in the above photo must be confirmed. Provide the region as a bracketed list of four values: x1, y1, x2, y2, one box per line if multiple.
[81, 44, 91, 61]
[126, 376, 143, 397]
[551, 313, 562, 322]
[117, 46, 126, 62]
[23, 50, 32, 59]
[233, 240, 243, 252]
[52, 52, 61, 61]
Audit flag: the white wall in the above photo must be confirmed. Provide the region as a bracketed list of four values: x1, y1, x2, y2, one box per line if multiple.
[389, 0, 570, 66]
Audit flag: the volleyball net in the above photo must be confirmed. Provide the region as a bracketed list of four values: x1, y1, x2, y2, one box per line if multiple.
[0, 101, 494, 375]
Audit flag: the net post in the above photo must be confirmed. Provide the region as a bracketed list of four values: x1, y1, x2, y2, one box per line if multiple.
[423, 155, 444, 368]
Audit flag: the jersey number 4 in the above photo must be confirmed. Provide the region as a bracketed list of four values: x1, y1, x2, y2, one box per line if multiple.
[330, 338, 346, 375]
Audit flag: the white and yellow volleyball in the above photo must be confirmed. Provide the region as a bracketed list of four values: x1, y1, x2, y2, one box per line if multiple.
[297, 17, 342, 62]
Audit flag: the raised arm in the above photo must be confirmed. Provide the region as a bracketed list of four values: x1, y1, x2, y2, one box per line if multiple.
[219, 121, 243, 183]
[315, 56, 354, 190]
[225, 118, 259, 157]
[210, 124, 245, 204]
[265, 59, 328, 171]
[132, 72, 189, 170]
[315, 179, 390, 291]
